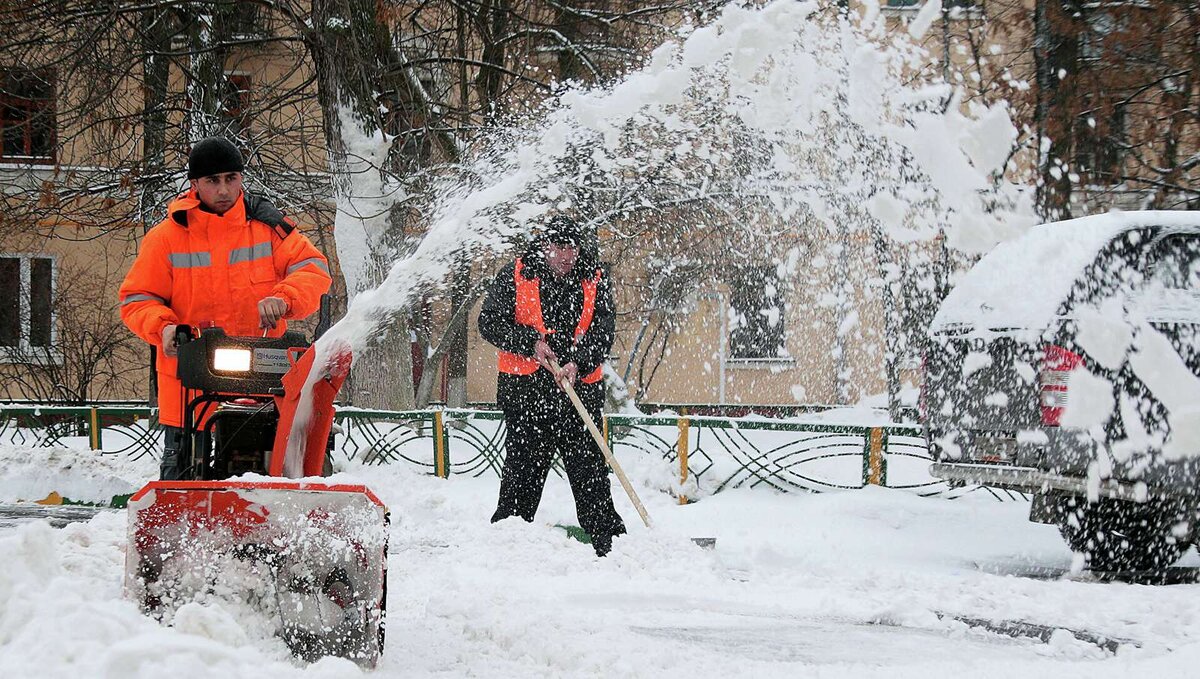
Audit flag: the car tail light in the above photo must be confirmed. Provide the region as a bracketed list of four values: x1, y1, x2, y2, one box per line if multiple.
[1039, 344, 1082, 426]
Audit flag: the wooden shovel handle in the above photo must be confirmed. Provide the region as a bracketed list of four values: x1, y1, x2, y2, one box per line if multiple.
[548, 358, 652, 528]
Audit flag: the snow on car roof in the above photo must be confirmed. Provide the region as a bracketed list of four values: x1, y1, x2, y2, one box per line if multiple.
[931, 210, 1200, 334]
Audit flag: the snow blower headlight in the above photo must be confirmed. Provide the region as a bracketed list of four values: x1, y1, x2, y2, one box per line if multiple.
[213, 347, 252, 372]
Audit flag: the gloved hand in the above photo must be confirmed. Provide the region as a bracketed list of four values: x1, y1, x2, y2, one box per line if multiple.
[556, 361, 578, 389]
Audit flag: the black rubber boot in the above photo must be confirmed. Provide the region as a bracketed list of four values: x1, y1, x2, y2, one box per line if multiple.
[592, 533, 613, 557]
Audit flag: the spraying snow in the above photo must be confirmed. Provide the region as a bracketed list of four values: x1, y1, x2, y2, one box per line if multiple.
[284, 1, 1035, 474]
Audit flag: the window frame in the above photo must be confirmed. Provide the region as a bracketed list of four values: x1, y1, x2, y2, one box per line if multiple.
[221, 72, 253, 136]
[883, 0, 980, 13]
[726, 265, 789, 364]
[1073, 98, 1128, 184]
[1146, 235, 1200, 292]
[0, 253, 59, 364]
[0, 67, 57, 164]
[223, 2, 264, 39]
[1128, 234, 1200, 327]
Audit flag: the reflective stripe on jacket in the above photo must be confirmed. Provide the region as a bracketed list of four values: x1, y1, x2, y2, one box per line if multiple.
[118, 190, 332, 427]
[497, 258, 604, 384]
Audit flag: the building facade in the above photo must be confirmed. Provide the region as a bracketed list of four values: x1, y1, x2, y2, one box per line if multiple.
[2, 1, 1195, 409]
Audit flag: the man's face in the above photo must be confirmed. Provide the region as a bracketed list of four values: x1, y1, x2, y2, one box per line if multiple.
[545, 241, 579, 277]
[190, 171, 243, 214]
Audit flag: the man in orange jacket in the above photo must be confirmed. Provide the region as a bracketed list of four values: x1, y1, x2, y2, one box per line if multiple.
[119, 137, 332, 480]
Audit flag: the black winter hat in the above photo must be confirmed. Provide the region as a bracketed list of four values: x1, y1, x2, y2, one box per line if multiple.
[187, 137, 245, 180]
[543, 214, 585, 247]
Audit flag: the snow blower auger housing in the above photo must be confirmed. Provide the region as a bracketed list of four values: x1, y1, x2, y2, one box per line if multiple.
[125, 327, 389, 668]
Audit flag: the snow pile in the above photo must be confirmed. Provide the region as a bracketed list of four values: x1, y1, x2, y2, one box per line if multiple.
[0, 443, 154, 504]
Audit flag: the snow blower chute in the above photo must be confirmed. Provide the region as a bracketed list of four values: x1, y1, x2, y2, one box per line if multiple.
[124, 326, 388, 668]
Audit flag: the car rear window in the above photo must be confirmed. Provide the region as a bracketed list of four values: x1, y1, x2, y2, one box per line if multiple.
[1148, 237, 1200, 291]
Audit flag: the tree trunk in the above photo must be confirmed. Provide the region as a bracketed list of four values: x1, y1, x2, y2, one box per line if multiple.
[140, 5, 175, 407]
[415, 283, 485, 408]
[350, 319, 416, 411]
[310, 0, 417, 410]
[185, 7, 229, 140]
[873, 227, 900, 422]
[445, 259, 471, 407]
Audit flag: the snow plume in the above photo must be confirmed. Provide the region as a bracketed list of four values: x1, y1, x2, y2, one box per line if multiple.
[285, 0, 1034, 474]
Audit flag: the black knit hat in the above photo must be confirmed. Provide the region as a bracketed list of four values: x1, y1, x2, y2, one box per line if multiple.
[543, 215, 585, 247]
[187, 137, 245, 180]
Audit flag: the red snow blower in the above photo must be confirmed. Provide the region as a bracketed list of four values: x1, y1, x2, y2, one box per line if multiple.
[124, 326, 388, 667]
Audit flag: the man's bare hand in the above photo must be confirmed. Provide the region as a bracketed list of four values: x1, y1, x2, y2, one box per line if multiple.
[555, 361, 579, 390]
[161, 324, 180, 357]
[258, 296, 288, 330]
[534, 338, 557, 371]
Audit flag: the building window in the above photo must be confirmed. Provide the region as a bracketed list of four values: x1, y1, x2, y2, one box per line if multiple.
[1080, 10, 1118, 62]
[1079, 5, 1154, 63]
[219, 2, 262, 38]
[0, 68, 56, 162]
[1074, 102, 1126, 183]
[221, 73, 252, 135]
[728, 265, 787, 361]
[0, 255, 55, 357]
[1148, 237, 1200, 292]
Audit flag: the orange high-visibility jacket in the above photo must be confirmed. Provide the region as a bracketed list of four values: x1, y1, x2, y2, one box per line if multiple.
[497, 258, 604, 384]
[119, 191, 332, 427]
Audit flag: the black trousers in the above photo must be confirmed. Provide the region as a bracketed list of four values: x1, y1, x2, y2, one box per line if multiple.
[491, 383, 626, 545]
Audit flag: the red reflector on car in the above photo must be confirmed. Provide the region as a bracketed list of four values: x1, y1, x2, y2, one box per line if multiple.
[1039, 344, 1082, 426]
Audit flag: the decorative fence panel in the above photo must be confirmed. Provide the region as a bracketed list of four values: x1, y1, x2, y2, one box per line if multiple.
[0, 406, 162, 461]
[335, 409, 440, 472]
[0, 404, 996, 499]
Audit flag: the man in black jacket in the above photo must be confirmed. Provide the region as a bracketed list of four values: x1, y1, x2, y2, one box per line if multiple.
[479, 215, 626, 556]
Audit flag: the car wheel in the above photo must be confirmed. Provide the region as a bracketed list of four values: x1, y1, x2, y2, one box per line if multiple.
[1056, 497, 1191, 572]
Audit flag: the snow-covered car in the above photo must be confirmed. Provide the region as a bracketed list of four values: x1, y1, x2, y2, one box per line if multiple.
[923, 210, 1200, 571]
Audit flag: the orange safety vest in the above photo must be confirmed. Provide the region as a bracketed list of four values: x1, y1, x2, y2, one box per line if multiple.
[497, 258, 604, 384]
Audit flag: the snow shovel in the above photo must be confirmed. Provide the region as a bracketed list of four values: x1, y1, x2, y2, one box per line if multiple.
[547, 359, 715, 549]
[548, 358, 651, 528]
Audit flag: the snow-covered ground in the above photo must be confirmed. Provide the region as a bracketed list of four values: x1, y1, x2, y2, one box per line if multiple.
[2, 443, 1200, 678]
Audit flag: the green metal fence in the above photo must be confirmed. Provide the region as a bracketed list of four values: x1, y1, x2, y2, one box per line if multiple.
[0, 404, 989, 499]
[0, 405, 161, 461]
[603, 414, 929, 501]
